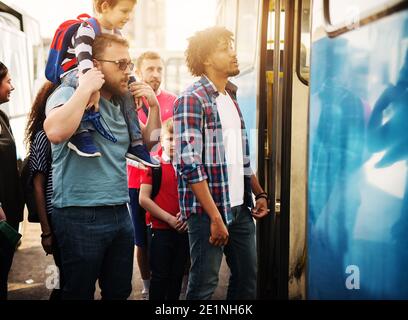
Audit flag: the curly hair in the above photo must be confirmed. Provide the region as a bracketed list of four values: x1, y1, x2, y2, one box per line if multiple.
[185, 26, 234, 77]
[0, 61, 8, 83]
[25, 81, 57, 147]
[93, 0, 137, 13]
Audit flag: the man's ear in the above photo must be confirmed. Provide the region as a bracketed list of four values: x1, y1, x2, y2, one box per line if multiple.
[93, 59, 101, 70]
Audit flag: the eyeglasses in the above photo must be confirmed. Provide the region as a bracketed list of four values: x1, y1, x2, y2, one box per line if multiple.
[97, 59, 134, 71]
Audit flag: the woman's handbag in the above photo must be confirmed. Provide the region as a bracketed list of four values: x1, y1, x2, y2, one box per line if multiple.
[0, 220, 22, 248]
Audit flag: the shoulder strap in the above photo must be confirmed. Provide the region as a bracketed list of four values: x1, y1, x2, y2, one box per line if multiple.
[85, 17, 101, 35]
[150, 166, 162, 200]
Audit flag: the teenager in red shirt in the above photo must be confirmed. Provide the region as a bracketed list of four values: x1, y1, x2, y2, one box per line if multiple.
[127, 51, 177, 299]
[139, 118, 189, 300]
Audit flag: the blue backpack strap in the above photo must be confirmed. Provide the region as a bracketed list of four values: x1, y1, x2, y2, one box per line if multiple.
[86, 17, 101, 36]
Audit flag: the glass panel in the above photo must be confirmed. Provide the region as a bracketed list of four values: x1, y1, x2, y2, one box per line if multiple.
[235, 0, 260, 70]
[329, 0, 404, 27]
[216, 0, 237, 32]
[308, 8, 408, 298]
[299, 0, 311, 82]
[267, 11, 285, 50]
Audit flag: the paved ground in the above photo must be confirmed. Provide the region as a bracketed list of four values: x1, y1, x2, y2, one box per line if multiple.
[8, 216, 229, 300]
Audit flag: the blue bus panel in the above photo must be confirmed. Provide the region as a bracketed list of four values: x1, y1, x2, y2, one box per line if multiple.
[308, 9, 408, 299]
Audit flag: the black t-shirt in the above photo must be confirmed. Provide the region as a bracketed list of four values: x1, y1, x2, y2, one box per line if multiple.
[0, 109, 24, 224]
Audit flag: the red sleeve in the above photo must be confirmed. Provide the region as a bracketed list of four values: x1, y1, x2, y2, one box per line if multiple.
[140, 167, 153, 186]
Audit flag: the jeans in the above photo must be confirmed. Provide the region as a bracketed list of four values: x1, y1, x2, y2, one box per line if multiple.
[128, 188, 148, 247]
[61, 70, 143, 144]
[48, 213, 65, 300]
[149, 228, 190, 300]
[186, 204, 257, 300]
[51, 204, 134, 300]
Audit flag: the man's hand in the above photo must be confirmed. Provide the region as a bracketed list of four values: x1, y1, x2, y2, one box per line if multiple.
[78, 68, 105, 98]
[251, 198, 270, 220]
[175, 212, 188, 233]
[209, 216, 229, 246]
[0, 207, 6, 221]
[41, 235, 54, 255]
[129, 82, 159, 108]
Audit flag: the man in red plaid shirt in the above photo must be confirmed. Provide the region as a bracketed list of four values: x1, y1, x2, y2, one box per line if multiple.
[174, 26, 269, 300]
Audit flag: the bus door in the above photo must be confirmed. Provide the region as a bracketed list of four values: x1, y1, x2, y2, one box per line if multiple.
[257, 0, 311, 300]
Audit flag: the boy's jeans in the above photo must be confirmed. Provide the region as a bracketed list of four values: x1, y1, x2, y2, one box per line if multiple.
[61, 70, 143, 144]
[186, 204, 257, 300]
[51, 204, 134, 300]
[149, 229, 190, 300]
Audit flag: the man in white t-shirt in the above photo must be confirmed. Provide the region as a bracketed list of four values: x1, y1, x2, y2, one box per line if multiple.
[174, 26, 270, 300]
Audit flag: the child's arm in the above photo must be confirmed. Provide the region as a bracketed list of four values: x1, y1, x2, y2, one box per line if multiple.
[139, 183, 183, 231]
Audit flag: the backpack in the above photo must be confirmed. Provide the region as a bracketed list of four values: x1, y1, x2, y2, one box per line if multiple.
[150, 166, 162, 200]
[20, 157, 39, 223]
[45, 14, 101, 84]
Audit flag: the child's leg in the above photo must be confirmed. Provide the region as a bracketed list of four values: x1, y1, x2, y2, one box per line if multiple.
[61, 70, 101, 157]
[120, 92, 143, 146]
[167, 232, 190, 300]
[120, 93, 160, 167]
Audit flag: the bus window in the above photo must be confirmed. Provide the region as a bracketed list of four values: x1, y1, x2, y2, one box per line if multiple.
[298, 0, 311, 84]
[0, 15, 31, 118]
[235, 0, 260, 71]
[326, 0, 408, 37]
[216, 0, 237, 33]
[267, 10, 285, 51]
[328, 0, 400, 26]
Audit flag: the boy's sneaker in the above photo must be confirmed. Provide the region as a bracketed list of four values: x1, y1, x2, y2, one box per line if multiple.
[68, 131, 102, 157]
[126, 145, 160, 167]
[141, 289, 149, 300]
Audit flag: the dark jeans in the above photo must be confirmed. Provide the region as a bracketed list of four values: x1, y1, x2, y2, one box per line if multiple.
[48, 214, 64, 300]
[128, 188, 148, 247]
[51, 204, 134, 300]
[149, 228, 190, 300]
[186, 204, 257, 300]
[0, 220, 19, 300]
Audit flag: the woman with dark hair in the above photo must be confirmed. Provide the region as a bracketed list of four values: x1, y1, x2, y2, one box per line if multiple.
[0, 61, 24, 300]
[25, 80, 62, 299]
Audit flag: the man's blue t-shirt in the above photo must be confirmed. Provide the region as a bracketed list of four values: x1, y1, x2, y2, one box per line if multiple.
[46, 86, 130, 208]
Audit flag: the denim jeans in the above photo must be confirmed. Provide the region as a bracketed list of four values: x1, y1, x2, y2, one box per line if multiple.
[149, 228, 190, 300]
[60, 70, 143, 144]
[186, 204, 257, 300]
[51, 204, 134, 300]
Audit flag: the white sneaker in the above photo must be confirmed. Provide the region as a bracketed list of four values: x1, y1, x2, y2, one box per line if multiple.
[141, 289, 149, 300]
